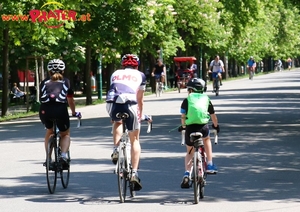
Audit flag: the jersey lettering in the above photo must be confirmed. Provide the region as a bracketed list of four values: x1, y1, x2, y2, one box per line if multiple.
[112, 74, 138, 82]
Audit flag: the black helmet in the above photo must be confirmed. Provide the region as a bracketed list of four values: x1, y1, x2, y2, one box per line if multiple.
[186, 78, 206, 93]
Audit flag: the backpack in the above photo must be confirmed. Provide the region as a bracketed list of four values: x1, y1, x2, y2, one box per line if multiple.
[186, 93, 210, 125]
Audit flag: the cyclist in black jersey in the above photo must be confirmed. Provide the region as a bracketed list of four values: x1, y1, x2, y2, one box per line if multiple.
[39, 59, 81, 166]
[151, 59, 166, 87]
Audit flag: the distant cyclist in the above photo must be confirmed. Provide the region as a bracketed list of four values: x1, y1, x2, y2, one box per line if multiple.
[151, 59, 166, 88]
[209, 55, 224, 92]
[276, 59, 283, 71]
[106, 54, 146, 191]
[39, 59, 81, 167]
[287, 58, 292, 70]
[247, 56, 256, 79]
[178, 78, 219, 188]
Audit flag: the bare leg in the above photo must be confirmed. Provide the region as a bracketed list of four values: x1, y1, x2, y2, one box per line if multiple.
[203, 137, 213, 162]
[60, 129, 71, 154]
[185, 146, 193, 172]
[44, 128, 54, 156]
[128, 129, 141, 171]
[113, 121, 122, 147]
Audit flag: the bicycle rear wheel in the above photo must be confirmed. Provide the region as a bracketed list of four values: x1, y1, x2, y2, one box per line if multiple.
[60, 150, 70, 189]
[117, 147, 127, 203]
[158, 83, 162, 97]
[155, 82, 159, 97]
[193, 152, 200, 204]
[177, 81, 181, 93]
[46, 137, 57, 194]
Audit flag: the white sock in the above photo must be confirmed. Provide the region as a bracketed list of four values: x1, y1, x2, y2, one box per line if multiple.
[132, 170, 138, 177]
[61, 152, 67, 158]
[207, 161, 213, 166]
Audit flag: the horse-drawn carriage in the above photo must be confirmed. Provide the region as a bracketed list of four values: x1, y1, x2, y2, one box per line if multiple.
[173, 56, 197, 93]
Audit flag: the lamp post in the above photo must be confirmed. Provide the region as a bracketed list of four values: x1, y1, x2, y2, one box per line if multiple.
[199, 45, 202, 79]
[97, 53, 102, 100]
[159, 47, 167, 89]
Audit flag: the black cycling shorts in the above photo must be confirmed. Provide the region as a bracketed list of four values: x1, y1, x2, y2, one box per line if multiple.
[185, 124, 209, 146]
[39, 103, 70, 132]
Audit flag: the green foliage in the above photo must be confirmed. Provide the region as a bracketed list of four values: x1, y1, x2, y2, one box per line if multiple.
[1, 0, 300, 74]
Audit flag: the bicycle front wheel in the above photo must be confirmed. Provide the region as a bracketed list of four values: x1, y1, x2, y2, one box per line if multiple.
[177, 82, 181, 93]
[193, 152, 200, 204]
[60, 150, 70, 189]
[117, 147, 127, 203]
[46, 137, 57, 194]
[158, 84, 162, 97]
[215, 78, 219, 96]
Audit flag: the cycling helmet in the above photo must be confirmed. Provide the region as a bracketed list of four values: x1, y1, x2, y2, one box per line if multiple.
[186, 78, 206, 93]
[47, 59, 65, 73]
[121, 54, 140, 67]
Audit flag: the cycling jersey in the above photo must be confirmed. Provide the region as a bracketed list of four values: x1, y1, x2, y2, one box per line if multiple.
[247, 59, 255, 67]
[153, 64, 165, 75]
[180, 94, 215, 146]
[39, 77, 73, 131]
[106, 68, 146, 104]
[40, 77, 73, 104]
[210, 60, 224, 73]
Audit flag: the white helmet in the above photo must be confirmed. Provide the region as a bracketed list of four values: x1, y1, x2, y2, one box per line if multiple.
[47, 59, 65, 73]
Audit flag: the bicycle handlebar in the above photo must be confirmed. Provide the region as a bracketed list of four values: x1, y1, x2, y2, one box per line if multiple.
[69, 115, 81, 128]
[76, 117, 81, 128]
[212, 129, 218, 144]
[181, 130, 185, 146]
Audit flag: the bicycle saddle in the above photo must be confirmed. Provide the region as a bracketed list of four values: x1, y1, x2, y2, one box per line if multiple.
[116, 112, 129, 119]
[190, 132, 204, 146]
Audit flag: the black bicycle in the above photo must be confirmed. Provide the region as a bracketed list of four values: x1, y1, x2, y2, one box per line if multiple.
[115, 113, 152, 203]
[45, 117, 81, 194]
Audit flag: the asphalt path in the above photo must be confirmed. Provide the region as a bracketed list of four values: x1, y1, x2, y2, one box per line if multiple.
[0, 70, 300, 212]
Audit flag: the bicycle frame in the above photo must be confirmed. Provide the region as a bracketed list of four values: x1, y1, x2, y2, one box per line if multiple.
[213, 74, 220, 96]
[114, 113, 152, 202]
[248, 66, 255, 79]
[154, 76, 163, 97]
[190, 132, 207, 203]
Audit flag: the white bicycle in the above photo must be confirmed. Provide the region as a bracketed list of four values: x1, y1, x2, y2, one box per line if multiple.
[112, 114, 152, 203]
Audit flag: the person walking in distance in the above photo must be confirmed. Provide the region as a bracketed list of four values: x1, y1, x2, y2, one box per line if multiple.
[106, 54, 146, 191]
[178, 78, 219, 188]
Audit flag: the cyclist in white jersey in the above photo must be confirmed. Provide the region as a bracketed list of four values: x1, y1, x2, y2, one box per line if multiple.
[106, 54, 146, 191]
[209, 55, 225, 92]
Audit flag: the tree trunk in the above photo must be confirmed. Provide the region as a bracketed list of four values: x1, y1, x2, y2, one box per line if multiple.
[1, 28, 9, 117]
[106, 62, 115, 93]
[85, 44, 92, 105]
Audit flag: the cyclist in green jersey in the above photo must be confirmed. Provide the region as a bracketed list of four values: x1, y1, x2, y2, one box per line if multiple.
[178, 78, 220, 188]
